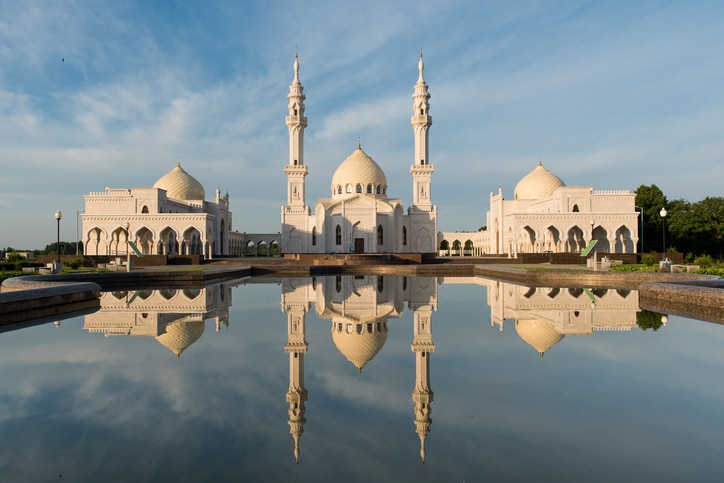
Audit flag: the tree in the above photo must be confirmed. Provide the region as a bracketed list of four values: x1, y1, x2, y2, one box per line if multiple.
[42, 241, 76, 256]
[668, 196, 724, 259]
[635, 184, 668, 253]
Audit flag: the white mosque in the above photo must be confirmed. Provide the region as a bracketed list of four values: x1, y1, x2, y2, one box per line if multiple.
[281, 53, 438, 255]
[439, 161, 639, 257]
[78, 51, 638, 261]
[81, 161, 242, 259]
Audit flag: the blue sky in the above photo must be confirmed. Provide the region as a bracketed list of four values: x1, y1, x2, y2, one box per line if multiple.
[1, 0, 722, 249]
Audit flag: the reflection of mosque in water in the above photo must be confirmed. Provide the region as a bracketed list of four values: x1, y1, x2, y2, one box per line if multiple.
[83, 284, 232, 357]
[80, 276, 644, 465]
[281, 275, 438, 464]
[485, 280, 641, 357]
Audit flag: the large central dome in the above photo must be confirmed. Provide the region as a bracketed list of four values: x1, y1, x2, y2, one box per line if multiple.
[331, 145, 388, 197]
[514, 162, 565, 200]
[154, 162, 206, 201]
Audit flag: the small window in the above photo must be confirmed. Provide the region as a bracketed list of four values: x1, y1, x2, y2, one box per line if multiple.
[572, 204, 580, 212]
[367, 184, 372, 193]
[377, 225, 383, 245]
[335, 225, 342, 245]
[376, 185, 381, 194]
[141, 205, 149, 213]
[337, 185, 342, 195]
[346, 184, 352, 193]
[312, 227, 317, 246]
[402, 226, 407, 246]
[356, 184, 362, 193]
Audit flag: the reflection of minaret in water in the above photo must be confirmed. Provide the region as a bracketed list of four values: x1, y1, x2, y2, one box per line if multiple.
[411, 304, 434, 464]
[285, 303, 308, 465]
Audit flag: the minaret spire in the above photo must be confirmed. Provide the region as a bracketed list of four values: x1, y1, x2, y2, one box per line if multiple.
[284, 50, 309, 208]
[411, 50, 433, 209]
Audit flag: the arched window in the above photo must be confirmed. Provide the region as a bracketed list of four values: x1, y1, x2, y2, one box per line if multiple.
[346, 184, 352, 193]
[377, 225, 383, 245]
[366, 184, 372, 193]
[572, 204, 580, 212]
[141, 205, 149, 214]
[335, 225, 342, 245]
[312, 226, 317, 246]
[377, 276, 384, 292]
[376, 185, 381, 194]
[356, 184, 362, 193]
[337, 185, 342, 195]
[335, 276, 342, 293]
[293, 159, 298, 165]
[402, 226, 407, 245]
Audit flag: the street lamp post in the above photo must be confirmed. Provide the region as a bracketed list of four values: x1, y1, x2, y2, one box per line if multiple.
[590, 219, 596, 271]
[76, 210, 84, 256]
[635, 205, 644, 253]
[125, 221, 131, 272]
[660, 207, 667, 263]
[54, 210, 62, 272]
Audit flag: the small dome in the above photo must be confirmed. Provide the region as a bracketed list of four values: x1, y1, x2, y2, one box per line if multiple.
[514, 162, 565, 200]
[154, 162, 206, 200]
[331, 145, 387, 197]
[515, 319, 564, 356]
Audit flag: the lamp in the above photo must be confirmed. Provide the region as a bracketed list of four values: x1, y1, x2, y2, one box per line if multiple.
[635, 205, 643, 253]
[54, 210, 62, 269]
[660, 207, 667, 261]
[125, 221, 131, 272]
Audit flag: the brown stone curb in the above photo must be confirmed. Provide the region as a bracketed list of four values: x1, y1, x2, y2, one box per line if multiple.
[473, 266, 717, 290]
[639, 279, 724, 324]
[0, 279, 102, 325]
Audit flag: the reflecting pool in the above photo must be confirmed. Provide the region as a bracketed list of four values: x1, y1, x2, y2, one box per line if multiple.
[1, 275, 724, 482]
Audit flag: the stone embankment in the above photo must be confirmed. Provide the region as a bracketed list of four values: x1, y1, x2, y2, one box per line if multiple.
[2, 262, 722, 325]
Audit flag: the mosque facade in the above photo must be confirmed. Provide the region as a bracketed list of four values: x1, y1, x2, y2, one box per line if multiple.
[281, 53, 437, 255]
[439, 162, 639, 257]
[81, 162, 243, 258]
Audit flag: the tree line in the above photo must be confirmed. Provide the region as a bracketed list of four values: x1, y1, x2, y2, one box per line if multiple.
[636, 185, 723, 260]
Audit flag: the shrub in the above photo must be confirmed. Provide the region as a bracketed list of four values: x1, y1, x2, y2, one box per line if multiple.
[693, 255, 713, 269]
[694, 267, 724, 277]
[641, 254, 655, 266]
[69, 258, 83, 269]
[6, 252, 23, 263]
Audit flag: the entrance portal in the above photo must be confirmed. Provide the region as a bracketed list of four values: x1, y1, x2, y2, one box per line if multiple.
[354, 238, 365, 254]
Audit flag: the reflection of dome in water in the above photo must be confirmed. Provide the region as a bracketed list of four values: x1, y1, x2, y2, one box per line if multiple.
[153, 162, 206, 200]
[331, 145, 387, 198]
[515, 319, 564, 356]
[156, 319, 205, 357]
[331, 319, 388, 370]
[514, 162, 565, 200]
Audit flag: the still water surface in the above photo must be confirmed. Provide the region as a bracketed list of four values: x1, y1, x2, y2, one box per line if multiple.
[1, 275, 723, 482]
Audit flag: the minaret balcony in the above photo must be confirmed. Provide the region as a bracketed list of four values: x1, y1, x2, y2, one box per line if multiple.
[285, 115, 307, 127]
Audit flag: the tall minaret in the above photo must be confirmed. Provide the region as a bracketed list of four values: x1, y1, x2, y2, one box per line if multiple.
[284, 51, 308, 208]
[410, 49, 433, 209]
